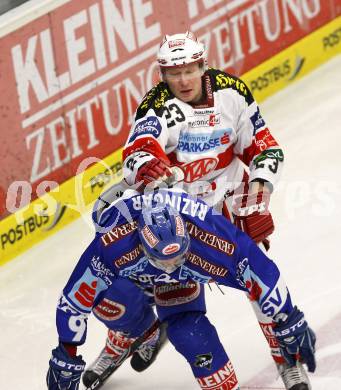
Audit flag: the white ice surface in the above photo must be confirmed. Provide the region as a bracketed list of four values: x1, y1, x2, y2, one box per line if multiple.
[1, 55, 341, 390]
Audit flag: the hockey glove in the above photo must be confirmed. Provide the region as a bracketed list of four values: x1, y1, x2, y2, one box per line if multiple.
[47, 343, 85, 390]
[135, 158, 172, 188]
[274, 306, 316, 373]
[232, 191, 274, 244]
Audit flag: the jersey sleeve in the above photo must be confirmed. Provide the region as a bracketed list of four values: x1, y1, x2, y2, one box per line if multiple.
[56, 239, 115, 345]
[122, 83, 173, 186]
[187, 200, 293, 320]
[233, 229, 293, 319]
[232, 80, 284, 190]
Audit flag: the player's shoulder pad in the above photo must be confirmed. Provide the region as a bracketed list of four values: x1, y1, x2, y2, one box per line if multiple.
[135, 82, 174, 120]
[207, 68, 254, 105]
[97, 189, 140, 228]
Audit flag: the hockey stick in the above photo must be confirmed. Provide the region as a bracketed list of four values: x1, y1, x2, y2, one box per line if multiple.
[84, 319, 162, 390]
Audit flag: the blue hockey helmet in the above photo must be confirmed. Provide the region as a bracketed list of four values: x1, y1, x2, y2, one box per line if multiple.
[138, 205, 190, 273]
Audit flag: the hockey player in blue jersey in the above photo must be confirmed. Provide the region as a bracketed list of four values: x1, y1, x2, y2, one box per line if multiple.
[47, 188, 316, 390]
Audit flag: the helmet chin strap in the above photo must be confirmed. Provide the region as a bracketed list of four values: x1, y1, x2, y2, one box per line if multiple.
[159, 68, 165, 82]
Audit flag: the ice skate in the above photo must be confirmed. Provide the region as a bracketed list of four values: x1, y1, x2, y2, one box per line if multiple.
[82, 330, 136, 389]
[82, 347, 120, 388]
[130, 322, 168, 372]
[277, 361, 311, 390]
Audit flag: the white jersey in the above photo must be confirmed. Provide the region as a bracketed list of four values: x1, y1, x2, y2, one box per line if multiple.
[123, 69, 284, 209]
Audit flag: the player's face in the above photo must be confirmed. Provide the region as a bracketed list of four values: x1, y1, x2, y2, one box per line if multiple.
[147, 254, 186, 274]
[163, 63, 203, 103]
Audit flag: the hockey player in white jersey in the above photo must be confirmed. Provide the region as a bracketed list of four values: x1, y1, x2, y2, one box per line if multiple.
[117, 31, 306, 389]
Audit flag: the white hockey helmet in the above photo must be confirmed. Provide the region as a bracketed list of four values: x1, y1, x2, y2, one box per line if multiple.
[157, 31, 206, 69]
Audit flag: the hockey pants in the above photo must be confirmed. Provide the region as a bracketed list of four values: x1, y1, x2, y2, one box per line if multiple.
[92, 276, 155, 338]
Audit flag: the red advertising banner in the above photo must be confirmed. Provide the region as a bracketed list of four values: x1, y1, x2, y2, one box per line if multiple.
[0, 0, 340, 219]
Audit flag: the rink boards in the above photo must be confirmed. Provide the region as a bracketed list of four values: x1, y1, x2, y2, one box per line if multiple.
[0, 8, 340, 265]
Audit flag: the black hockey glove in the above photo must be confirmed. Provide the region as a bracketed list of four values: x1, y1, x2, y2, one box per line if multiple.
[274, 306, 316, 372]
[47, 343, 85, 390]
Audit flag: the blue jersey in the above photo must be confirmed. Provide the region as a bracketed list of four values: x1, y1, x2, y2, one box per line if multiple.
[56, 189, 291, 344]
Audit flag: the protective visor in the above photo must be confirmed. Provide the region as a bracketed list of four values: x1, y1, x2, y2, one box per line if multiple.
[162, 66, 204, 82]
[147, 253, 186, 274]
